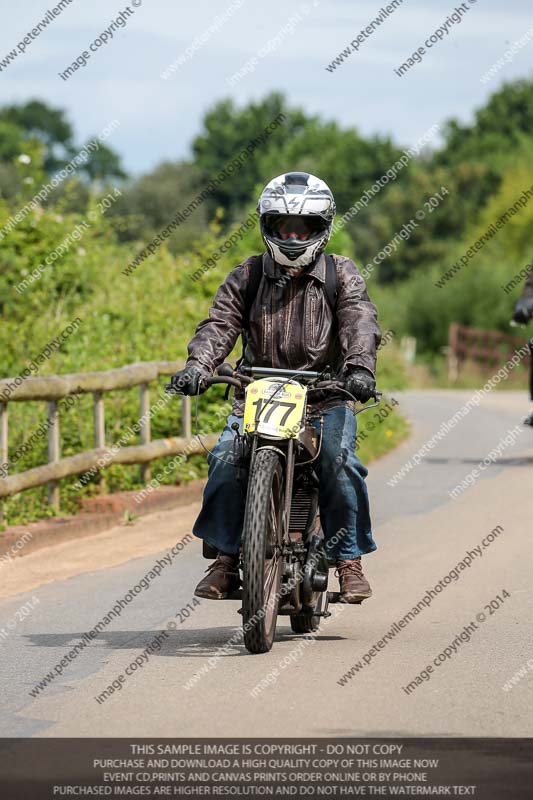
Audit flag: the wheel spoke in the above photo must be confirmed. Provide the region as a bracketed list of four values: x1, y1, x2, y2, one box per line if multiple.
[264, 552, 280, 596]
[264, 487, 282, 601]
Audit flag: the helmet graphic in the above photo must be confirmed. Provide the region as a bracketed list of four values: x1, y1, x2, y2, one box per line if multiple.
[257, 172, 336, 269]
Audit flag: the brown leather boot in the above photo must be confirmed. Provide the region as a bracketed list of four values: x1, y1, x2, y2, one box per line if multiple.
[335, 557, 372, 603]
[194, 553, 240, 600]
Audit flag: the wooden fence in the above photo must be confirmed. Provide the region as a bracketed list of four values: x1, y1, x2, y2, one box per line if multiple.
[0, 361, 218, 511]
[447, 323, 531, 381]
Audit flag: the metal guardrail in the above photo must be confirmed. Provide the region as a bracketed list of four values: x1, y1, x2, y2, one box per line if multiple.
[0, 360, 217, 510]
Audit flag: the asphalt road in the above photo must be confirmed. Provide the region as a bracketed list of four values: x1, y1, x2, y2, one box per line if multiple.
[1, 390, 532, 737]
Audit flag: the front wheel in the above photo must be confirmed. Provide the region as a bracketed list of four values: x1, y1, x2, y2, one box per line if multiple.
[242, 448, 285, 654]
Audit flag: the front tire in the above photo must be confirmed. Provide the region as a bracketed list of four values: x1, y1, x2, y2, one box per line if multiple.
[242, 449, 284, 654]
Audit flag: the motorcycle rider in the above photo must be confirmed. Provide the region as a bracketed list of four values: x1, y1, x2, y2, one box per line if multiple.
[513, 269, 533, 426]
[512, 270, 533, 325]
[170, 172, 381, 603]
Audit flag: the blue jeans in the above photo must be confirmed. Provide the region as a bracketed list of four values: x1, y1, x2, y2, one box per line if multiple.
[192, 405, 376, 561]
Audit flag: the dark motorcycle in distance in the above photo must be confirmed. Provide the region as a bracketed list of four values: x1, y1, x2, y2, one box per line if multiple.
[510, 319, 533, 427]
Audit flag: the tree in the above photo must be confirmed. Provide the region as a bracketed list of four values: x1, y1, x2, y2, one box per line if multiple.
[0, 99, 73, 172]
[436, 79, 533, 167]
[348, 78, 533, 284]
[0, 99, 126, 181]
[192, 92, 307, 219]
[258, 118, 401, 215]
[81, 141, 127, 182]
[106, 161, 207, 249]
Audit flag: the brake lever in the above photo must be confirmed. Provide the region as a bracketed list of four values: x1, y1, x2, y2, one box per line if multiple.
[354, 391, 382, 415]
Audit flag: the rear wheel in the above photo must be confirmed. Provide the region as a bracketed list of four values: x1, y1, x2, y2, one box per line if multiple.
[242, 449, 284, 654]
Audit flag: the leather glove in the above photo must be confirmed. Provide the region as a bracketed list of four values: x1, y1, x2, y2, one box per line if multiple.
[168, 366, 208, 396]
[513, 297, 533, 325]
[345, 368, 376, 403]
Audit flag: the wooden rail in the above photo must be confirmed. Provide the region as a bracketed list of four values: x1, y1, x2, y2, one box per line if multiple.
[447, 323, 530, 381]
[0, 361, 218, 509]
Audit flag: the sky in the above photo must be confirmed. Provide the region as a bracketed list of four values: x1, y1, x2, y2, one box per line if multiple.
[1, 0, 532, 175]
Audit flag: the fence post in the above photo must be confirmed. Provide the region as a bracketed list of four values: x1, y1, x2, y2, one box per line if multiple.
[448, 323, 460, 383]
[0, 403, 7, 475]
[529, 337, 533, 402]
[93, 392, 106, 494]
[181, 396, 192, 440]
[139, 383, 151, 484]
[0, 403, 7, 524]
[400, 336, 417, 365]
[47, 401, 60, 511]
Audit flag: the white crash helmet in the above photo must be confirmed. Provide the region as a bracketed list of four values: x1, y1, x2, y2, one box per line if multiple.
[257, 172, 336, 269]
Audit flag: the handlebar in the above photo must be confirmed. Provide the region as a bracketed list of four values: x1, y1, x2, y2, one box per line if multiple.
[165, 364, 382, 403]
[240, 365, 321, 380]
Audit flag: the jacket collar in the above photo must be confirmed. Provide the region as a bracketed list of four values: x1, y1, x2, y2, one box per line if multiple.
[263, 252, 326, 283]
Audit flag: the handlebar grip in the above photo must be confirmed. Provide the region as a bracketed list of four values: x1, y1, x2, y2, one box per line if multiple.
[165, 376, 244, 395]
[165, 382, 182, 395]
[309, 381, 382, 402]
[217, 363, 235, 377]
[204, 376, 243, 389]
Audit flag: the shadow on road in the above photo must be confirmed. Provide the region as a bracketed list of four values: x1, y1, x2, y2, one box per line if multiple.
[424, 456, 533, 467]
[23, 627, 345, 659]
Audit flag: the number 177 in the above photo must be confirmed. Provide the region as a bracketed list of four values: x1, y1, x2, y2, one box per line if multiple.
[253, 398, 296, 425]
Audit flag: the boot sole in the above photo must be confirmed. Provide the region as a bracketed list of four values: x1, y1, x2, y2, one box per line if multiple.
[194, 588, 229, 600]
[339, 590, 372, 603]
[194, 580, 241, 600]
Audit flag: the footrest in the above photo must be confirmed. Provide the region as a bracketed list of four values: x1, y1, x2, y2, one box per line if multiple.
[226, 588, 242, 600]
[327, 591, 363, 605]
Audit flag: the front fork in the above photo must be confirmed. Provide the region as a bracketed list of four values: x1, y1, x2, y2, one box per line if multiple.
[283, 438, 295, 539]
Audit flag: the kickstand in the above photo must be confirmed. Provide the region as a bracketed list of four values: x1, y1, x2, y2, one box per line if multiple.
[317, 591, 331, 618]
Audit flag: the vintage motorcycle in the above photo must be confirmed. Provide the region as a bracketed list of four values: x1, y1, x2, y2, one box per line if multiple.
[167, 364, 381, 654]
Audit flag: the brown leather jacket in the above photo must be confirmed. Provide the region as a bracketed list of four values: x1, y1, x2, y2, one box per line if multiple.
[185, 252, 381, 416]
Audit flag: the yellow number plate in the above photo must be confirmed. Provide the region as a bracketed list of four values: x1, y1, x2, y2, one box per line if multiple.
[243, 379, 307, 438]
